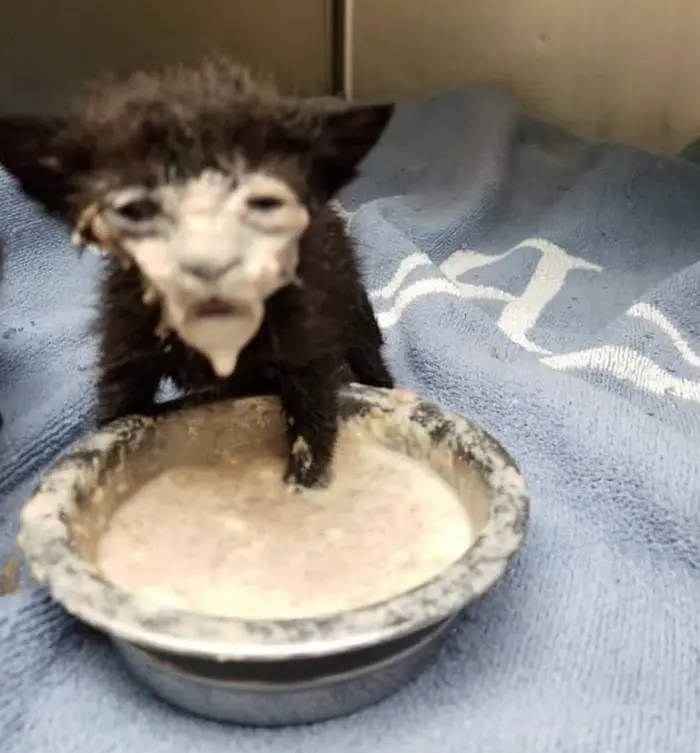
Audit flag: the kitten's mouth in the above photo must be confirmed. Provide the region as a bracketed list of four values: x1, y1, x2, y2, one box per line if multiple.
[190, 298, 240, 318]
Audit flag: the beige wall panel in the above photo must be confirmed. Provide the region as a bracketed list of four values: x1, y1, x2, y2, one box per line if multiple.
[0, 0, 331, 114]
[351, 0, 700, 153]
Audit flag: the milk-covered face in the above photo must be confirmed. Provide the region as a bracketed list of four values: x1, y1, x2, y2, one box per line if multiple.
[86, 168, 309, 376]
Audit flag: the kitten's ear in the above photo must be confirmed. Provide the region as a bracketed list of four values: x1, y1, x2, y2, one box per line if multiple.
[313, 102, 394, 196]
[0, 115, 85, 216]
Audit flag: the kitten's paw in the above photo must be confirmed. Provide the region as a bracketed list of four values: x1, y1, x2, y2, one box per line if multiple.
[284, 467, 331, 491]
[283, 437, 331, 490]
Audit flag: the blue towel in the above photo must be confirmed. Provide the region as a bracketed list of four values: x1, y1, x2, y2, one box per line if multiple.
[2, 86, 700, 752]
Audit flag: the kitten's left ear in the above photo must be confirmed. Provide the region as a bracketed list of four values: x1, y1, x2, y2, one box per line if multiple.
[313, 102, 394, 196]
[0, 115, 84, 216]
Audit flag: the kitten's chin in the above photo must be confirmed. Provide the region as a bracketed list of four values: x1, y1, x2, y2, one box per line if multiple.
[166, 299, 265, 378]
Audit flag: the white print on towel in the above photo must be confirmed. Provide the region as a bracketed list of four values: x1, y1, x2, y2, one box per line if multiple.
[366, 235, 700, 404]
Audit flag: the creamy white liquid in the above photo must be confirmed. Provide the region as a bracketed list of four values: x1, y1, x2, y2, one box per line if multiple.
[97, 431, 475, 620]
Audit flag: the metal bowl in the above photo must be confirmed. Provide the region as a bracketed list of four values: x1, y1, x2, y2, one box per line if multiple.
[17, 384, 530, 726]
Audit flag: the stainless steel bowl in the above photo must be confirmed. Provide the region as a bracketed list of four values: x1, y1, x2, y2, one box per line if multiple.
[17, 384, 530, 726]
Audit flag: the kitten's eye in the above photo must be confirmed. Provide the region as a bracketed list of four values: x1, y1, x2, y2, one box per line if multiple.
[247, 195, 284, 211]
[116, 197, 162, 222]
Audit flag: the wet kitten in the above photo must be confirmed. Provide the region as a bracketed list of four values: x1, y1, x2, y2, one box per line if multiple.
[0, 59, 395, 487]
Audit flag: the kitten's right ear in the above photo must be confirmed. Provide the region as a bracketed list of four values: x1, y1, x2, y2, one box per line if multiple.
[0, 115, 82, 216]
[311, 102, 394, 198]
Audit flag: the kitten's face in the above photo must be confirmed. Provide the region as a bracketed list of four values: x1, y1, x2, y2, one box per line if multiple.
[84, 165, 310, 376]
[0, 60, 394, 374]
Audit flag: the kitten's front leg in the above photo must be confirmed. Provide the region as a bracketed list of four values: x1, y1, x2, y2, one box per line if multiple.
[346, 285, 395, 388]
[277, 358, 343, 489]
[346, 342, 394, 388]
[95, 266, 167, 426]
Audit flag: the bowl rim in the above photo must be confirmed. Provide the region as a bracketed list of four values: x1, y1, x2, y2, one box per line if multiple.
[17, 384, 530, 661]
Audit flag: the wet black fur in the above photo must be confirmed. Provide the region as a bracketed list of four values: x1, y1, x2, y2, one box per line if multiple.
[0, 59, 395, 486]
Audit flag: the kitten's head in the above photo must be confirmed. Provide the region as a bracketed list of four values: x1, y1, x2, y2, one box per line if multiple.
[0, 59, 393, 374]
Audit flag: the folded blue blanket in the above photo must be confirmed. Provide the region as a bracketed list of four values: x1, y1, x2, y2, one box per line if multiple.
[2, 86, 700, 753]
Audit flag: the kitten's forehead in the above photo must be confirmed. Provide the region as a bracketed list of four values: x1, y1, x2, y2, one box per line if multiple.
[79, 118, 314, 198]
[174, 169, 233, 205]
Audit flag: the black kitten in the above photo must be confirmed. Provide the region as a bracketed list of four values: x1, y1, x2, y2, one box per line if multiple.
[0, 59, 395, 487]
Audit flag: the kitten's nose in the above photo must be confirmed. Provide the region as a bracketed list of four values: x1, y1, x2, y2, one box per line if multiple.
[179, 260, 240, 282]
